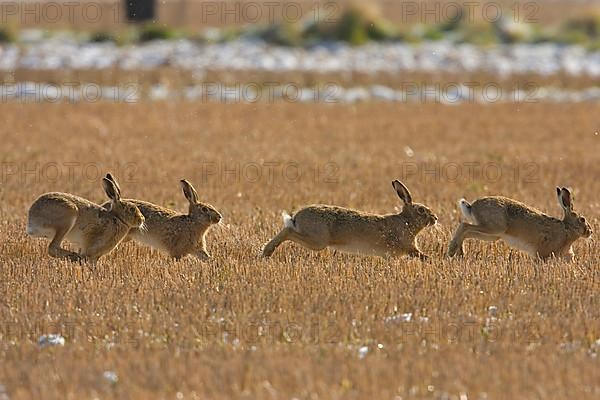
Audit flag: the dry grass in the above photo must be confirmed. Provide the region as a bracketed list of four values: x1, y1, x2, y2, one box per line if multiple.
[0, 102, 599, 399]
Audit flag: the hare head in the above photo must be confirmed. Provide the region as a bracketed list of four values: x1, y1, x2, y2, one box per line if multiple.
[392, 180, 437, 229]
[180, 179, 222, 224]
[103, 174, 145, 229]
[557, 187, 592, 239]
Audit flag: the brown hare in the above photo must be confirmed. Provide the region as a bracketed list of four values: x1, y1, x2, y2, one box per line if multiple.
[103, 174, 221, 260]
[26, 175, 145, 262]
[448, 187, 592, 260]
[262, 180, 437, 260]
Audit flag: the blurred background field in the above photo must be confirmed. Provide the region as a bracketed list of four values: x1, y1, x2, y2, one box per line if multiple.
[2, 1, 600, 36]
[2, 0, 600, 93]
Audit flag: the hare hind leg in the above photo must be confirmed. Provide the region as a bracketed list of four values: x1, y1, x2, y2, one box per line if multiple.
[262, 227, 327, 257]
[262, 227, 292, 257]
[448, 222, 468, 257]
[286, 229, 327, 252]
[47, 216, 81, 262]
[448, 223, 501, 257]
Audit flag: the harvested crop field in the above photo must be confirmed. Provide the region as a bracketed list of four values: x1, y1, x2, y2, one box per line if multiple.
[0, 102, 599, 399]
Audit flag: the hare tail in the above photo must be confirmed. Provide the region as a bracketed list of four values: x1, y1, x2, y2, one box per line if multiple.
[459, 199, 476, 224]
[282, 211, 296, 230]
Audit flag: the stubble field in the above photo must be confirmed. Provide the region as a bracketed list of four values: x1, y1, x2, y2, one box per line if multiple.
[0, 102, 599, 399]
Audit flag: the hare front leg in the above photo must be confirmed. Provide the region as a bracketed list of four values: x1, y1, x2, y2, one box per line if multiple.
[407, 247, 428, 261]
[193, 248, 210, 261]
[79, 242, 111, 264]
[190, 236, 211, 261]
[562, 247, 575, 262]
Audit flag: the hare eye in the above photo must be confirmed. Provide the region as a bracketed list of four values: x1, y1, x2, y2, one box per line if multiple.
[418, 207, 426, 215]
[579, 217, 586, 223]
[202, 206, 208, 212]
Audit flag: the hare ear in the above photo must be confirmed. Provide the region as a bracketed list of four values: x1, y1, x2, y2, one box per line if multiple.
[102, 177, 120, 202]
[180, 179, 198, 204]
[105, 173, 121, 197]
[559, 187, 572, 211]
[392, 180, 412, 205]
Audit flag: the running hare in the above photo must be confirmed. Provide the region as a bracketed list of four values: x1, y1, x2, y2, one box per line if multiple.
[448, 187, 592, 260]
[26, 176, 145, 262]
[103, 174, 221, 260]
[262, 180, 437, 259]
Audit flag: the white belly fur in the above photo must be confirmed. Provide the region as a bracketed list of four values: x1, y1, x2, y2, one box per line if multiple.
[331, 241, 388, 257]
[129, 231, 169, 252]
[499, 234, 537, 255]
[64, 227, 86, 247]
[27, 223, 54, 239]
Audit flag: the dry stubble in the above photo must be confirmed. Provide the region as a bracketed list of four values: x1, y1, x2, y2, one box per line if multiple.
[0, 102, 599, 399]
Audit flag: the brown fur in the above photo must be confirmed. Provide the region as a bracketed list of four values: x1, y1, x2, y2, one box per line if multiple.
[262, 180, 437, 259]
[103, 175, 221, 260]
[448, 187, 593, 260]
[27, 177, 145, 262]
